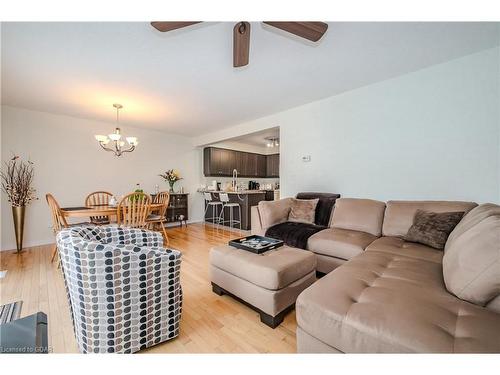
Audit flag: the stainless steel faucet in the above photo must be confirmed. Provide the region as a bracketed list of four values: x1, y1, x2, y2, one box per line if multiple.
[232, 169, 238, 191]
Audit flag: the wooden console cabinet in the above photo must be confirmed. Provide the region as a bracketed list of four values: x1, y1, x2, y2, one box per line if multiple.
[166, 193, 188, 225]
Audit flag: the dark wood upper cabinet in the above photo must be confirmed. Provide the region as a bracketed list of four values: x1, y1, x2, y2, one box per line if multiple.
[203, 147, 279, 178]
[266, 153, 279, 178]
[256, 154, 267, 177]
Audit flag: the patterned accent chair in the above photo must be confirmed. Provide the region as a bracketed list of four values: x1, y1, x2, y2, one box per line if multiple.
[56, 225, 182, 353]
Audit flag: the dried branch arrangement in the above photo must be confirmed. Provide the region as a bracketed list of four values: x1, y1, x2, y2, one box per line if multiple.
[1, 155, 37, 206]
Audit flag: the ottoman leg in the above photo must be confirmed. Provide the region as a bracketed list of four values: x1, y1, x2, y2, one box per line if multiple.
[211, 282, 225, 296]
[259, 310, 285, 329]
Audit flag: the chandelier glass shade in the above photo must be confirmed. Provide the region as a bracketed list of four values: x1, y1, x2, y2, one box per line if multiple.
[265, 137, 280, 148]
[94, 104, 138, 156]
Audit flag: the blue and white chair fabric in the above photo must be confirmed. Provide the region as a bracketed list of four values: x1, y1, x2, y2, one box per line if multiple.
[56, 225, 182, 353]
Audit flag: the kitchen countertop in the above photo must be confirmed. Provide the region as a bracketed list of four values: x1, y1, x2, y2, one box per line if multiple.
[197, 189, 266, 195]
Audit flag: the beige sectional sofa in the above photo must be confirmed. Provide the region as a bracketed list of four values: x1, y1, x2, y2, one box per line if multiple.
[251, 197, 500, 352]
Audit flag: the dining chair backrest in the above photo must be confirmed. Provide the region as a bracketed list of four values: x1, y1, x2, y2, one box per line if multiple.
[117, 192, 151, 228]
[46, 193, 68, 233]
[204, 192, 214, 202]
[85, 191, 113, 223]
[219, 193, 230, 203]
[153, 191, 170, 217]
[85, 191, 113, 206]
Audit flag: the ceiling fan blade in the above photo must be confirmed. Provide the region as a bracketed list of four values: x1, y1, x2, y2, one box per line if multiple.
[263, 22, 328, 42]
[233, 22, 251, 67]
[151, 22, 202, 32]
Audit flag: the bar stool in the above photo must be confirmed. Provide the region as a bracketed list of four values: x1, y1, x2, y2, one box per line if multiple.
[204, 192, 223, 226]
[217, 193, 242, 230]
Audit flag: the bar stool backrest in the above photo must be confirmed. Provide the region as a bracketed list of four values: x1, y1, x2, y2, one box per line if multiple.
[219, 193, 230, 203]
[204, 192, 214, 202]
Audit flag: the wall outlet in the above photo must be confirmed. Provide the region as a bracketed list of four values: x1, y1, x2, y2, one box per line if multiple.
[302, 155, 311, 162]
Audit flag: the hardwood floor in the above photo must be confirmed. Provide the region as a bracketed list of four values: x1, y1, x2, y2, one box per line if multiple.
[0, 224, 298, 353]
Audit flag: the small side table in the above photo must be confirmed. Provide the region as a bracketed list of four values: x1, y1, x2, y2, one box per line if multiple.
[0, 312, 49, 353]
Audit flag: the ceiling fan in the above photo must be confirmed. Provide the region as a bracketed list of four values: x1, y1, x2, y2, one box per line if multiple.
[150, 21, 329, 67]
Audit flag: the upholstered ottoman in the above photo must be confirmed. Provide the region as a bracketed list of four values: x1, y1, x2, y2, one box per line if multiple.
[209, 245, 316, 328]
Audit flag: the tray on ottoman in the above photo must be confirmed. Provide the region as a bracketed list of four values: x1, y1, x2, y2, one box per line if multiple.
[228, 235, 284, 254]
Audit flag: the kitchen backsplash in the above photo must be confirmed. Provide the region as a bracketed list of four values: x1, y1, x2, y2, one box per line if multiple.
[201, 176, 280, 191]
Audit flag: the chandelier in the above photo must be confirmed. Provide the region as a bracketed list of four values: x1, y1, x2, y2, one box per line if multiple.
[265, 137, 279, 148]
[94, 104, 138, 156]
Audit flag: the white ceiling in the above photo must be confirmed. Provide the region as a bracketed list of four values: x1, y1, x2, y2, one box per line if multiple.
[1, 22, 499, 136]
[227, 127, 280, 147]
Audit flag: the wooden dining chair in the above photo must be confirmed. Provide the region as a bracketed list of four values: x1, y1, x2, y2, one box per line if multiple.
[85, 191, 113, 225]
[146, 191, 170, 245]
[117, 192, 151, 229]
[46, 193, 69, 263]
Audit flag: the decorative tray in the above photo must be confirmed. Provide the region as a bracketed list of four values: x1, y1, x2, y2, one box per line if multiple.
[229, 235, 284, 254]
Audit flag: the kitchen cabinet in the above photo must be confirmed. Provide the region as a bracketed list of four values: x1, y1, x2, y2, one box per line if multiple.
[266, 153, 279, 178]
[203, 147, 279, 178]
[256, 154, 267, 177]
[246, 153, 258, 177]
[204, 147, 234, 176]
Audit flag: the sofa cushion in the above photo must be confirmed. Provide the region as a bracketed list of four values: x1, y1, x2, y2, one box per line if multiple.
[382, 200, 477, 237]
[366, 236, 443, 264]
[289, 198, 319, 224]
[209, 245, 316, 291]
[296, 192, 341, 226]
[265, 221, 327, 250]
[257, 198, 292, 229]
[330, 198, 386, 236]
[405, 210, 465, 250]
[296, 249, 500, 353]
[307, 228, 377, 260]
[443, 214, 500, 306]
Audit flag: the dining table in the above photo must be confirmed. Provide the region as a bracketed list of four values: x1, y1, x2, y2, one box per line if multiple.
[60, 203, 163, 220]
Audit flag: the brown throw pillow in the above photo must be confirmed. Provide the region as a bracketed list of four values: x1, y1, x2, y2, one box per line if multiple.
[288, 198, 319, 224]
[405, 210, 465, 250]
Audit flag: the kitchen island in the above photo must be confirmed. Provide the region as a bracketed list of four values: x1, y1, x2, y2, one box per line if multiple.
[200, 190, 267, 230]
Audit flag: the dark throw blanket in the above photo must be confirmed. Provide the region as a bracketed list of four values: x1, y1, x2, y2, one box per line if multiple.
[296, 192, 340, 226]
[265, 222, 327, 250]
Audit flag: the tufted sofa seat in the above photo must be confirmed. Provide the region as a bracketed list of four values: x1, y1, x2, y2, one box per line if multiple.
[365, 236, 444, 263]
[296, 245, 500, 353]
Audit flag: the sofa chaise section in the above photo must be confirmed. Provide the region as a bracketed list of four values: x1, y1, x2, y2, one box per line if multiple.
[296, 245, 500, 353]
[296, 200, 500, 353]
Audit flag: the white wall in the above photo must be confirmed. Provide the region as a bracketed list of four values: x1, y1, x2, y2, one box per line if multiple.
[1, 106, 204, 250]
[200, 48, 500, 203]
[2, 48, 499, 250]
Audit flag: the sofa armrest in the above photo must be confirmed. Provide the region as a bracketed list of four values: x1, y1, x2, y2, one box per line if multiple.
[251, 206, 266, 236]
[252, 198, 293, 235]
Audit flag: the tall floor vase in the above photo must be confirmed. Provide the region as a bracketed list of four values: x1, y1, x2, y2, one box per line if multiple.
[12, 206, 25, 253]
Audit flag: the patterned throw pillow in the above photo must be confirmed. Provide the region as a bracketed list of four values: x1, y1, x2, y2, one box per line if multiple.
[288, 198, 319, 224]
[405, 209, 465, 250]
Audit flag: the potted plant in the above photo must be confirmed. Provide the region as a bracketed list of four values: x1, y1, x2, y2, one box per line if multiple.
[1, 156, 37, 252]
[159, 169, 183, 193]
